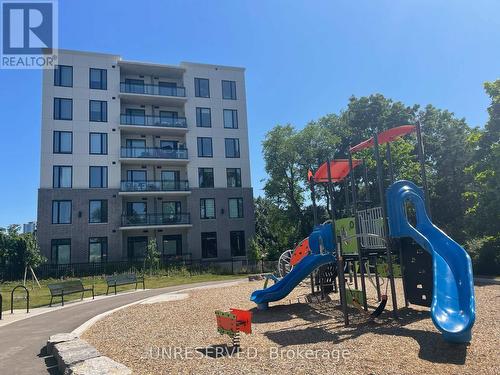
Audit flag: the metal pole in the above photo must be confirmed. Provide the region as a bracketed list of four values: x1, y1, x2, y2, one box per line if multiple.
[364, 159, 371, 202]
[349, 152, 368, 310]
[326, 158, 348, 326]
[416, 120, 431, 217]
[386, 142, 409, 307]
[310, 178, 319, 226]
[373, 131, 399, 318]
[373, 254, 381, 301]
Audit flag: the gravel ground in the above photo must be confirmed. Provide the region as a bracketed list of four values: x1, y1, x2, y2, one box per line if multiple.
[83, 279, 500, 375]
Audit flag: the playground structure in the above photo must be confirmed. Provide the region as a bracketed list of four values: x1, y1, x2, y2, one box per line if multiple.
[215, 308, 252, 349]
[251, 123, 476, 343]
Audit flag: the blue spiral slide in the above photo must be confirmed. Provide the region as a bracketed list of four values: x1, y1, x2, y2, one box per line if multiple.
[386, 180, 475, 343]
[250, 223, 336, 310]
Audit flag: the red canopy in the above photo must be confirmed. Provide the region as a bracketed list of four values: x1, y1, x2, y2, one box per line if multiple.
[313, 159, 362, 183]
[349, 125, 416, 153]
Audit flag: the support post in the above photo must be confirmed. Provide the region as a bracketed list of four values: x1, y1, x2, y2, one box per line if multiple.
[416, 120, 431, 217]
[373, 131, 399, 318]
[349, 152, 368, 310]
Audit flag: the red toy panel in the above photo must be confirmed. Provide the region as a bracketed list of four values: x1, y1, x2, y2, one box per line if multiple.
[290, 238, 310, 266]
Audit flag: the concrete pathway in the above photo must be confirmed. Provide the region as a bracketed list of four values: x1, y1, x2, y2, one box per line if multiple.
[0, 279, 244, 374]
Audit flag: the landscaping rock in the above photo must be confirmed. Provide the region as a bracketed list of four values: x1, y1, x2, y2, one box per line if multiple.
[54, 339, 100, 373]
[46, 333, 78, 355]
[64, 356, 131, 375]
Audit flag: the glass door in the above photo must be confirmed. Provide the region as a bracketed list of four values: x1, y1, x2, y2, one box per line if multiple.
[125, 78, 145, 94]
[161, 170, 180, 191]
[160, 140, 179, 159]
[125, 108, 145, 125]
[162, 201, 181, 223]
[159, 81, 177, 96]
[159, 110, 178, 126]
[126, 202, 147, 224]
[163, 234, 182, 257]
[126, 170, 147, 191]
[125, 139, 147, 158]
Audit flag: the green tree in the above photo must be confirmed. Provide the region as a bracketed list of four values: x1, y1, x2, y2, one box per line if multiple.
[144, 238, 160, 276]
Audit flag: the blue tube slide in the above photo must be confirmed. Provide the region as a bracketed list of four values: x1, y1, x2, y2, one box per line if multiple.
[386, 180, 475, 343]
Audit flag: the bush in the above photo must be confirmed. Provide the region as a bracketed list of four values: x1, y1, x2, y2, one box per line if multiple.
[466, 236, 500, 276]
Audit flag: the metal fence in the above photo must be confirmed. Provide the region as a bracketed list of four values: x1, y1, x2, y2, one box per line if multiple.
[0, 258, 279, 282]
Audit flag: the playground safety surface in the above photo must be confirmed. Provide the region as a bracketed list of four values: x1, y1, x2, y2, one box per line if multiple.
[83, 279, 500, 375]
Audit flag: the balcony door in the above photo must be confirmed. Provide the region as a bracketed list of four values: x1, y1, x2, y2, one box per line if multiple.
[159, 81, 177, 96]
[124, 78, 144, 94]
[162, 201, 181, 223]
[163, 234, 182, 257]
[126, 170, 147, 191]
[125, 108, 145, 125]
[161, 170, 180, 191]
[159, 110, 178, 125]
[160, 140, 179, 159]
[126, 202, 147, 225]
[125, 139, 146, 158]
[127, 236, 148, 260]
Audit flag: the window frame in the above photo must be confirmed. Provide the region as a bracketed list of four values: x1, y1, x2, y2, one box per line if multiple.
[196, 107, 212, 128]
[89, 100, 108, 122]
[225, 138, 240, 158]
[200, 198, 216, 220]
[226, 168, 242, 188]
[222, 80, 237, 100]
[89, 199, 108, 224]
[89, 132, 108, 155]
[223, 109, 238, 129]
[230, 231, 246, 257]
[197, 137, 213, 158]
[89, 166, 108, 188]
[54, 65, 73, 87]
[53, 131, 73, 154]
[228, 197, 244, 219]
[89, 237, 108, 262]
[194, 77, 210, 98]
[53, 165, 72, 188]
[89, 68, 107, 90]
[51, 238, 71, 265]
[201, 232, 218, 259]
[198, 167, 214, 188]
[52, 200, 72, 224]
[53, 98, 73, 120]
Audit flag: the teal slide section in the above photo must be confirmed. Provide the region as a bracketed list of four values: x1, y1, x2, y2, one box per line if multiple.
[386, 180, 475, 343]
[250, 223, 336, 309]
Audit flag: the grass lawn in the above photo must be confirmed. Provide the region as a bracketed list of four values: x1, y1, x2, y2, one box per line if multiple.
[0, 272, 244, 312]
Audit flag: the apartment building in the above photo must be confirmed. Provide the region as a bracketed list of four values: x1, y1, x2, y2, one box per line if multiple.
[37, 50, 254, 264]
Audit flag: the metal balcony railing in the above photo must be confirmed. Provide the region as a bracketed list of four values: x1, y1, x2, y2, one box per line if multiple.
[121, 213, 191, 227]
[120, 180, 189, 192]
[120, 114, 187, 128]
[120, 147, 188, 159]
[120, 82, 186, 97]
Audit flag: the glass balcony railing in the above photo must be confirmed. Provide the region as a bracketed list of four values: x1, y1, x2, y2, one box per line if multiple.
[120, 114, 187, 128]
[120, 147, 188, 159]
[121, 213, 191, 227]
[120, 83, 186, 97]
[120, 180, 189, 192]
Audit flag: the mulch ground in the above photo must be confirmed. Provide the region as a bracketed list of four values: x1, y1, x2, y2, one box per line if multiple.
[83, 278, 500, 375]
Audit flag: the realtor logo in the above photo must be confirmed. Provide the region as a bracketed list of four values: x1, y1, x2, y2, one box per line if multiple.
[1, 0, 58, 69]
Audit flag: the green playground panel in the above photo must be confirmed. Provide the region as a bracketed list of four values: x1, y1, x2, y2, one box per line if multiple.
[346, 288, 365, 307]
[335, 217, 359, 255]
[376, 262, 402, 277]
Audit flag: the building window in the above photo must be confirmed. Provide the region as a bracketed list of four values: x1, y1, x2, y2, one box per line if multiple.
[230, 231, 246, 257]
[201, 232, 217, 258]
[89, 100, 107, 122]
[223, 109, 238, 129]
[54, 65, 73, 87]
[89, 237, 108, 262]
[89, 68, 107, 90]
[53, 166, 72, 188]
[222, 80, 237, 100]
[225, 138, 240, 158]
[200, 198, 216, 219]
[52, 200, 71, 224]
[51, 239, 71, 264]
[54, 98, 72, 120]
[89, 133, 108, 154]
[163, 235, 182, 257]
[53, 131, 72, 154]
[198, 168, 214, 188]
[89, 200, 108, 223]
[89, 166, 108, 188]
[127, 236, 148, 259]
[196, 107, 211, 127]
[195, 77, 210, 98]
[197, 137, 213, 157]
[226, 168, 242, 188]
[228, 198, 244, 218]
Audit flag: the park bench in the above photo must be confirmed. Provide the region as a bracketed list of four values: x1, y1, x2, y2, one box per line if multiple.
[47, 280, 94, 307]
[105, 273, 145, 295]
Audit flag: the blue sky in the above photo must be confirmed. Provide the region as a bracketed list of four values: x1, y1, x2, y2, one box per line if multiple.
[0, 0, 499, 228]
